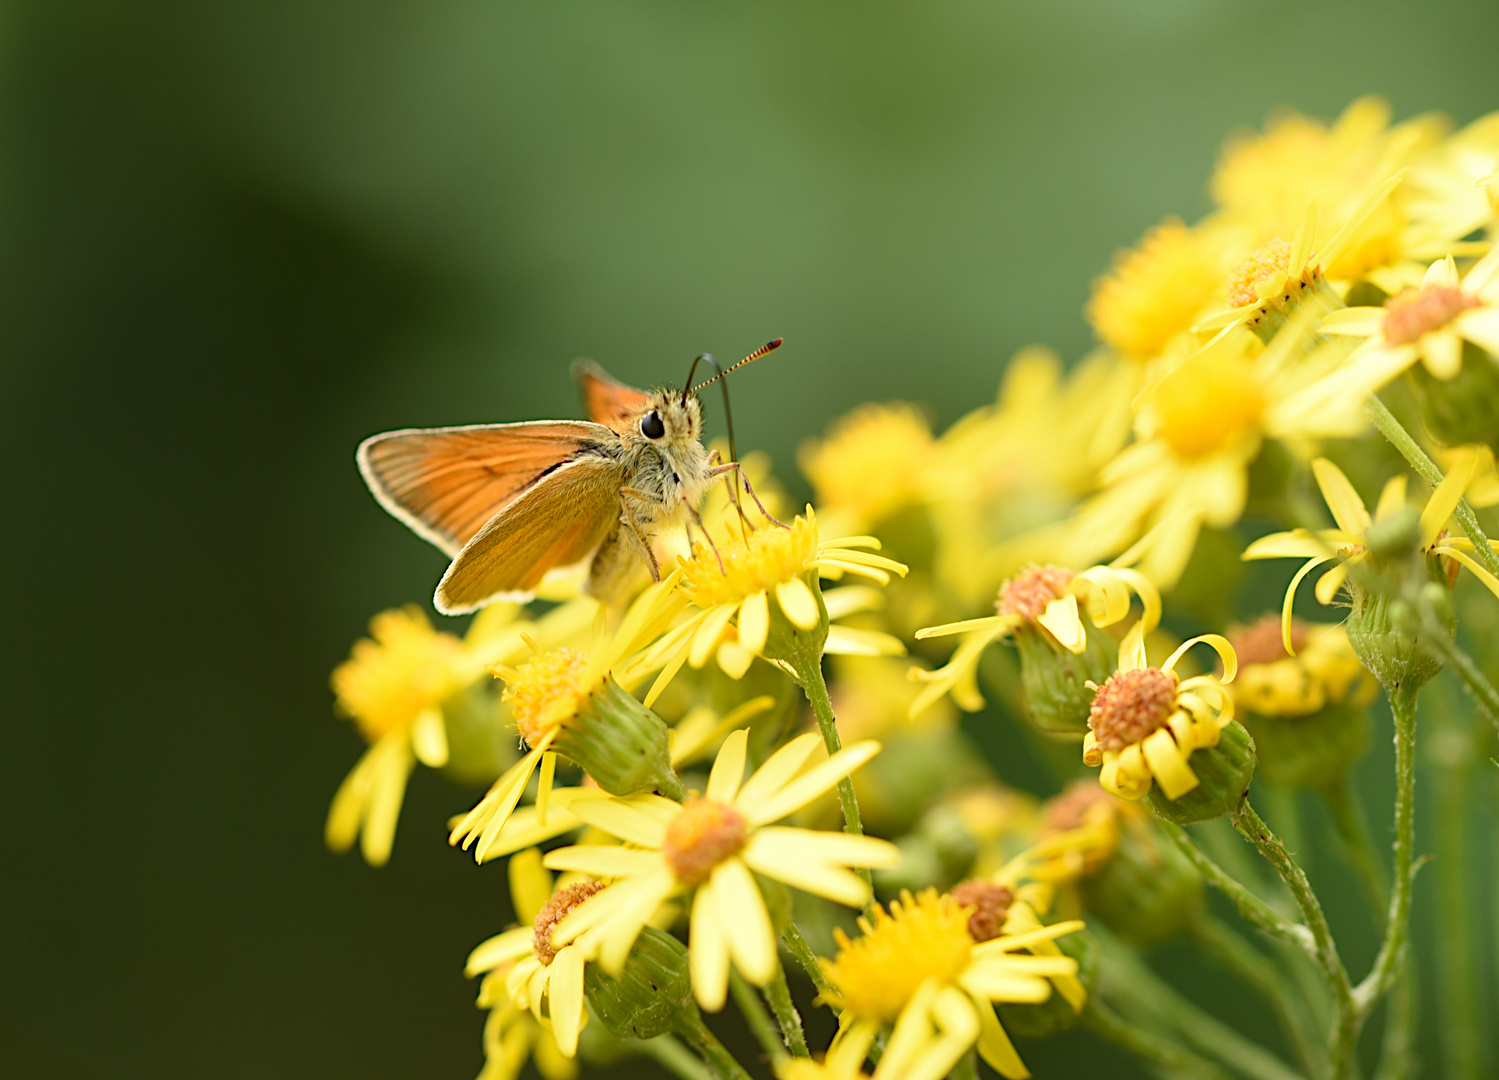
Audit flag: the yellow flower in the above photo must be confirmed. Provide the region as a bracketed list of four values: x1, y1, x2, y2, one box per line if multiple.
[910, 562, 1159, 719]
[1087, 217, 1233, 362]
[448, 580, 685, 862]
[1081, 630, 1238, 801]
[925, 347, 1136, 603]
[799, 403, 936, 534]
[1243, 454, 1499, 643]
[1226, 617, 1377, 718]
[1211, 97, 1445, 281]
[1066, 313, 1366, 586]
[465, 850, 599, 1072]
[325, 603, 537, 866]
[778, 1025, 879, 1080]
[819, 888, 1083, 1080]
[625, 509, 908, 702]
[1025, 780, 1143, 884]
[1393, 110, 1499, 287]
[1318, 249, 1499, 384]
[540, 728, 901, 1011]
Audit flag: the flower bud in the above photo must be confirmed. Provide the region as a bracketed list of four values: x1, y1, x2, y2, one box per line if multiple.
[1409, 340, 1499, 454]
[437, 682, 516, 785]
[1345, 557, 1454, 695]
[996, 927, 1099, 1038]
[1015, 619, 1118, 735]
[1146, 719, 1257, 825]
[583, 926, 695, 1041]
[1081, 820, 1203, 945]
[549, 674, 681, 799]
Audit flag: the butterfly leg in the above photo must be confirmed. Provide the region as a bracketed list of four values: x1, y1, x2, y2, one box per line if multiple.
[616, 492, 662, 583]
[682, 499, 727, 575]
[707, 459, 788, 529]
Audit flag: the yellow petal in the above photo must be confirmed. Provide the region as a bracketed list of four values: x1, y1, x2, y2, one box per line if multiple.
[733, 732, 822, 809]
[1117, 622, 1148, 672]
[1315, 561, 1351, 605]
[566, 797, 670, 848]
[548, 944, 586, 1056]
[1142, 728, 1200, 800]
[706, 728, 748, 804]
[825, 625, 907, 657]
[775, 576, 821, 630]
[1435, 546, 1499, 602]
[542, 845, 660, 878]
[689, 883, 731, 1012]
[1419, 449, 1478, 549]
[410, 706, 449, 768]
[821, 584, 885, 621]
[1243, 529, 1335, 560]
[1319, 307, 1387, 335]
[325, 742, 380, 854]
[1373, 475, 1408, 523]
[746, 740, 882, 826]
[361, 736, 416, 867]
[1424, 254, 1461, 290]
[915, 614, 1010, 640]
[464, 926, 534, 977]
[509, 847, 553, 924]
[1036, 594, 1086, 653]
[535, 750, 556, 828]
[1421, 330, 1463, 379]
[736, 590, 770, 655]
[1162, 633, 1236, 682]
[976, 998, 1031, 1080]
[710, 858, 777, 985]
[1281, 556, 1333, 654]
[1312, 458, 1371, 536]
[689, 604, 737, 668]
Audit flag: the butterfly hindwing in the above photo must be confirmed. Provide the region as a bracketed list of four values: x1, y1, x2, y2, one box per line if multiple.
[572, 360, 654, 435]
[357, 420, 615, 557]
[434, 454, 625, 613]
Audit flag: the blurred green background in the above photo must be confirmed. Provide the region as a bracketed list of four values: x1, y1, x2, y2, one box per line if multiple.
[4, 1, 1499, 1077]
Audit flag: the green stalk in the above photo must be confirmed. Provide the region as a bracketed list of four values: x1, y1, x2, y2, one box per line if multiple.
[780, 924, 834, 997]
[1366, 394, 1499, 581]
[1354, 688, 1418, 1007]
[728, 969, 785, 1065]
[1190, 914, 1321, 1076]
[763, 967, 809, 1056]
[638, 1034, 720, 1080]
[1081, 998, 1236, 1080]
[1160, 821, 1317, 955]
[675, 1007, 755, 1080]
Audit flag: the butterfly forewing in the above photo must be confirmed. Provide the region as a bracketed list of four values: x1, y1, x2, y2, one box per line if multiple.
[357, 420, 613, 556]
[572, 360, 654, 434]
[434, 455, 625, 613]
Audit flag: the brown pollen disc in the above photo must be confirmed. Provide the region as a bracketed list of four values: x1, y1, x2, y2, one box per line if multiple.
[1089, 668, 1179, 753]
[947, 879, 1015, 943]
[998, 564, 1076, 621]
[1382, 285, 1479, 346]
[1228, 615, 1307, 667]
[1042, 779, 1117, 834]
[663, 799, 749, 885]
[533, 880, 606, 965]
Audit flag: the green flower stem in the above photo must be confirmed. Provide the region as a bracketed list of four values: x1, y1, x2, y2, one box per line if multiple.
[780, 924, 834, 997]
[1081, 998, 1236, 1080]
[675, 1007, 755, 1080]
[1353, 688, 1418, 1012]
[763, 966, 810, 1057]
[1190, 914, 1322, 1077]
[639, 1034, 720, 1080]
[729, 969, 785, 1065]
[1366, 394, 1499, 582]
[1160, 821, 1316, 955]
[1230, 801, 1352, 997]
[1317, 778, 1388, 928]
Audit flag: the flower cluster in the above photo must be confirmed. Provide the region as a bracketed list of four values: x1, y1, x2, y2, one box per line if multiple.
[322, 97, 1499, 1080]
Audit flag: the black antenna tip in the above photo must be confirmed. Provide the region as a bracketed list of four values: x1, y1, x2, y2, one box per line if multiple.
[767, 338, 783, 350]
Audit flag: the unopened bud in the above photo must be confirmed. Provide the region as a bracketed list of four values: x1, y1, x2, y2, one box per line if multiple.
[1147, 720, 1257, 825]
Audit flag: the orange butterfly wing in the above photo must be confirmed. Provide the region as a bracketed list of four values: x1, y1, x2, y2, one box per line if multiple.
[572, 360, 654, 434]
[435, 455, 624, 613]
[357, 420, 615, 557]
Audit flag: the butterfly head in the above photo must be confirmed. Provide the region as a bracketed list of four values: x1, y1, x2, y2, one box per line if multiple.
[626, 389, 703, 453]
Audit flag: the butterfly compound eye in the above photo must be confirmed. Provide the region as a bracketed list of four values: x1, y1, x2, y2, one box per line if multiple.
[640, 411, 666, 440]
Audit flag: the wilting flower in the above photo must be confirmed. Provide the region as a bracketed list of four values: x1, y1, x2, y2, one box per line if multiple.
[1082, 630, 1238, 801]
[542, 729, 900, 1011]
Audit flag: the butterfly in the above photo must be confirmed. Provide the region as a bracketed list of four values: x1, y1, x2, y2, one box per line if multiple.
[357, 340, 781, 614]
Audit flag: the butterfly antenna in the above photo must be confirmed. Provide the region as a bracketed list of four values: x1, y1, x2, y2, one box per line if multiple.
[690, 338, 782, 395]
[682, 353, 751, 539]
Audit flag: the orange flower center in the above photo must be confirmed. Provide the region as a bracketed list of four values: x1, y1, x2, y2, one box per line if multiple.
[663, 799, 749, 884]
[997, 564, 1076, 620]
[947, 879, 1015, 943]
[532, 880, 606, 965]
[1227, 239, 1293, 308]
[1382, 285, 1479, 346]
[1089, 668, 1178, 752]
[1228, 615, 1307, 666]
